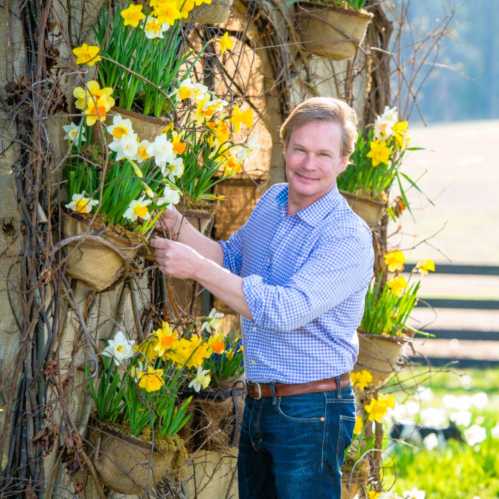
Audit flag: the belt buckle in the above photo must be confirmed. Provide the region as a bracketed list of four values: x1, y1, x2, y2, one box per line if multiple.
[249, 382, 262, 400]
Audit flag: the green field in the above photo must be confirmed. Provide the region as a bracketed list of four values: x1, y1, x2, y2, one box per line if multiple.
[381, 367, 499, 499]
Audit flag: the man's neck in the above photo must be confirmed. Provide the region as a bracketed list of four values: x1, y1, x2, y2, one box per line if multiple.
[287, 184, 335, 216]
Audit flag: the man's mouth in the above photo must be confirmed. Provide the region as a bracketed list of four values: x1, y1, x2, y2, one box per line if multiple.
[295, 172, 318, 181]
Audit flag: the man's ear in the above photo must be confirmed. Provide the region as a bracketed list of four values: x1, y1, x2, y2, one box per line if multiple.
[337, 155, 349, 174]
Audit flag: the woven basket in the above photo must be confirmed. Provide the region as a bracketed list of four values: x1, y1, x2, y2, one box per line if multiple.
[341, 459, 369, 499]
[341, 190, 387, 228]
[189, 0, 234, 25]
[182, 379, 245, 452]
[296, 3, 373, 60]
[355, 330, 410, 387]
[62, 211, 143, 292]
[109, 107, 170, 141]
[89, 423, 188, 495]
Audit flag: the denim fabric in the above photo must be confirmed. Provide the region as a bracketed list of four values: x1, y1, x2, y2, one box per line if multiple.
[238, 383, 356, 499]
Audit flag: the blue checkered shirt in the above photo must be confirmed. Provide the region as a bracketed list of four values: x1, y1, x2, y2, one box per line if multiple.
[219, 183, 374, 383]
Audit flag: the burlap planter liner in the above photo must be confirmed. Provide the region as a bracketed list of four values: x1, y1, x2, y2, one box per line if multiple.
[62, 211, 143, 292]
[182, 379, 245, 452]
[296, 3, 373, 60]
[341, 190, 387, 228]
[355, 330, 411, 388]
[189, 0, 234, 25]
[88, 423, 187, 495]
[341, 459, 369, 498]
[109, 107, 170, 141]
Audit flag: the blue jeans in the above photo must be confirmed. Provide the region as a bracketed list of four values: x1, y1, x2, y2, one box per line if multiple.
[238, 383, 356, 499]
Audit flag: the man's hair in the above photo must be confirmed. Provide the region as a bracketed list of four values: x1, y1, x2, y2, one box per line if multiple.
[280, 97, 358, 157]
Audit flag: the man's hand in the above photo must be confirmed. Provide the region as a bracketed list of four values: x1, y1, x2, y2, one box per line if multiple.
[156, 206, 182, 236]
[151, 237, 204, 279]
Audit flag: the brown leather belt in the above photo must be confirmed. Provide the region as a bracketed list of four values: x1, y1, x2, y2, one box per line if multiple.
[246, 373, 351, 400]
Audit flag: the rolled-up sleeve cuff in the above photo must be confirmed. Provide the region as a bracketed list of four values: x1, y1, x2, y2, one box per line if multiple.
[242, 274, 265, 326]
[219, 240, 241, 274]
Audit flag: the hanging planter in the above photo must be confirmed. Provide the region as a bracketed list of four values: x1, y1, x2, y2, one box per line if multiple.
[189, 0, 234, 25]
[88, 423, 188, 495]
[62, 211, 143, 292]
[354, 330, 412, 388]
[182, 378, 245, 452]
[109, 107, 170, 142]
[296, 3, 373, 60]
[341, 190, 387, 228]
[341, 458, 369, 499]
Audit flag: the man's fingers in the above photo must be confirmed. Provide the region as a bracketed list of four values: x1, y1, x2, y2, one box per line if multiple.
[150, 237, 170, 249]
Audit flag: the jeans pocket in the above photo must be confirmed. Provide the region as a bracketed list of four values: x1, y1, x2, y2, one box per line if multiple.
[336, 414, 356, 466]
[275, 395, 326, 423]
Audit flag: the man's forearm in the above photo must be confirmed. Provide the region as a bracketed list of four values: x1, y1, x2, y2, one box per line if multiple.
[194, 256, 252, 320]
[174, 216, 223, 265]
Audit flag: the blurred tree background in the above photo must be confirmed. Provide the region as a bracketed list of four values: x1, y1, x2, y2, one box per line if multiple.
[397, 0, 499, 123]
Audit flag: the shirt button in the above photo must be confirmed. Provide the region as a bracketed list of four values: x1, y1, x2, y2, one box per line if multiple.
[250, 359, 256, 365]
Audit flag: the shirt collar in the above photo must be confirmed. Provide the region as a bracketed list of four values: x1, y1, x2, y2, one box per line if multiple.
[276, 184, 342, 227]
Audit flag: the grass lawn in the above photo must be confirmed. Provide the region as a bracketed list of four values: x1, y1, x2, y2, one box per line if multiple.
[381, 366, 499, 498]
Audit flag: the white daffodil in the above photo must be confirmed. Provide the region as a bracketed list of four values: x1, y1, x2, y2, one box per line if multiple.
[422, 432, 439, 451]
[449, 410, 472, 427]
[163, 156, 184, 180]
[151, 134, 176, 170]
[63, 122, 86, 144]
[419, 408, 447, 429]
[374, 106, 398, 140]
[144, 16, 169, 39]
[124, 196, 152, 222]
[102, 330, 135, 365]
[157, 186, 181, 207]
[491, 424, 499, 439]
[188, 367, 211, 393]
[464, 424, 486, 446]
[200, 308, 225, 334]
[109, 133, 139, 161]
[177, 78, 209, 103]
[136, 139, 154, 163]
[106, 114, 134, 140]
[65, 192, 98, 214]
[470, 392, 488, 410]
[402, 488, 426, 499]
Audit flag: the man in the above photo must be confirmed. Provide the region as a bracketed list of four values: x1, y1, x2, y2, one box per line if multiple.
[151, 97, 374, 498]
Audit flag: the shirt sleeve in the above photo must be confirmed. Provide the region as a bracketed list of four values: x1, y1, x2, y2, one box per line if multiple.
[219, 229, 244, 275]
[242, 231, 374, 332]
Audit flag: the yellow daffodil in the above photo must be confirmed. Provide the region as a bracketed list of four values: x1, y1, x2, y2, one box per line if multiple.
[387, 275, 408, 297]
[171, 131, 187, 154]
[222, 153, 243, 176]
[121, 3, 145, 28]
[353, 415, 363, 435]
[393, 120, 410, 149]
[72, 43, 101, 66]
[208, 120, 230, 144]
[364, 394, 396, 423]
[73, 80, 113, 111]
[209, 334, 226, 355]
[137, 366, 164, 392]
[384, 249, 405, 272]
[368, 491, 380, 499]
[151, 0, 181, 26]
[367, 139, 392, 167]
[217, 32, 235, 56]
[231, 105, 253, 132]
[153, 322, 178, 357]
[416, 259, 436, 275]
[166, 335, 211, 368]
[65, 192, 98, 214]
[135, 337, 159, 362]
[351, 370, 373, 391]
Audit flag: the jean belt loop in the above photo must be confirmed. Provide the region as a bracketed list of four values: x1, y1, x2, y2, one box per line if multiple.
[335, 375, 342, 399]
[270, 382, 277, 405]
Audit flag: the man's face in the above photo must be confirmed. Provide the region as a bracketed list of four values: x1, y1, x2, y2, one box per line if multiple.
[284, 120, 348, 209]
